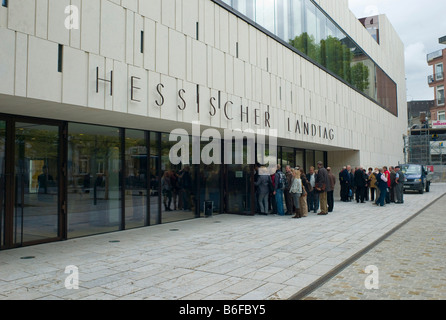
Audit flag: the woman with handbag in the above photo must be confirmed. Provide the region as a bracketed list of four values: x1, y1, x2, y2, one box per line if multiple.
[290, 169, 303, 219]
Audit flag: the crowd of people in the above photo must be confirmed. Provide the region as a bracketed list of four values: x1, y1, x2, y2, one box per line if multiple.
[254, 162, 406, 218]
[339, 165, 405, 207]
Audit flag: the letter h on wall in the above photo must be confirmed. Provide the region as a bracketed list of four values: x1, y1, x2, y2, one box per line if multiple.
[96, 67, 113, 96]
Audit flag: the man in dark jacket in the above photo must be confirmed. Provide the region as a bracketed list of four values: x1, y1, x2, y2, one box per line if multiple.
[339, 165, 350, 202]
[354, 166, 367, 203]
[315, 161, 329, 215]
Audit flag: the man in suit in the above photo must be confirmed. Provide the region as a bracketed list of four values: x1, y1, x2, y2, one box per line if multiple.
[339, 165, 350, 202]
[354, 166, 367, 203]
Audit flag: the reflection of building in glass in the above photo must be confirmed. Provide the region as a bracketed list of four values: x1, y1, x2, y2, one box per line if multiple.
[222, 0, 397, 116]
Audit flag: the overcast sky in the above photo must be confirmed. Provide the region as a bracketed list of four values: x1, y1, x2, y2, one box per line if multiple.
[348, 0, 446, 102]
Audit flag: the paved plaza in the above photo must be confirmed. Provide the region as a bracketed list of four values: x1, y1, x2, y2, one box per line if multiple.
[1, 184, 445, 300]
[304, 190, 446, 300]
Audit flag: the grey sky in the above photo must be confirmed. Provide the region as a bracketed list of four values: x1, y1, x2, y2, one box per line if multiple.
[348, 0, 446, 102]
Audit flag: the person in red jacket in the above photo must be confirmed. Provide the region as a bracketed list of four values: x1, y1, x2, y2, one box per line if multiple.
[383, 166, 391, 204]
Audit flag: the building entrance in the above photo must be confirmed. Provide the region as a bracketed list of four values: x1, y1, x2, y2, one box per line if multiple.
[0, 117, 64, 249]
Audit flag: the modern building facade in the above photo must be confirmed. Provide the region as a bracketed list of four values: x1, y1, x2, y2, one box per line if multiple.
[0, 0, 407, 249]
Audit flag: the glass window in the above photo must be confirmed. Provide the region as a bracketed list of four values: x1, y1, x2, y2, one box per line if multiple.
[438, 111, 446, 121]
[150, 132, 160, 226]
[437, 86, 445, 106]
[14, 123, 60, 244]
[161, 133, 197, 223]
[305, 150, 314, 173]
[436, 63, 444, 81]
[295, 150, 304, 170]
[67, 123, 121, 238]
[0, 121, 5, 248]
[125, 129, 147, 229]
[200, 140, 221, 215]
[281, 147, 295, 168]
[256, 0, 276, 34]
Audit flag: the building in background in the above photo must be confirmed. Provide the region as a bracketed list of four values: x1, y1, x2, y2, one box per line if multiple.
[0, 0, 407, 249]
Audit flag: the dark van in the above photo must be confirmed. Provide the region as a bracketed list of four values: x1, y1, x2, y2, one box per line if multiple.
[401, 164, 433, 194]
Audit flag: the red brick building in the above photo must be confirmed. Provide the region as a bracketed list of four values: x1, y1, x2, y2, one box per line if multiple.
[428, 36, 446, 123]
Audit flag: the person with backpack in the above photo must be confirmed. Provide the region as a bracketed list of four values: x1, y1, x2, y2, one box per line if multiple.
[274, 164, 286, 216]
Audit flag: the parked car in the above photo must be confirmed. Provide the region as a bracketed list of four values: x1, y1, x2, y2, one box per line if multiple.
[401, 164, 433, 194]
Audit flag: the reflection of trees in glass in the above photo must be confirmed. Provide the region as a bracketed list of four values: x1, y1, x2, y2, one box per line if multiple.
[289, 32, 320, 64]
[289, 32, 372, 95]
[351, 62, 370, 92]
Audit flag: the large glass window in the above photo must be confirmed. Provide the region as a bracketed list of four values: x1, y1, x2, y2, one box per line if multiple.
[437, 86, 445, 106]
[125, 130, 147, 229]
[161, 133, 197, 223]
[14, 123, 60, 244]
[67, 123, 121, 238]
[219, 0, 398, 116]
[150, 132, 161, 226]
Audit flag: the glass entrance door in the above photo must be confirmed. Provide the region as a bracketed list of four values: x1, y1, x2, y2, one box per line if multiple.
[225, 164, 254, 214]
[13, 122, 61, 245]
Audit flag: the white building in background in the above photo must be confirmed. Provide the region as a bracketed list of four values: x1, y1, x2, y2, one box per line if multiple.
[0, 0, 407, 249]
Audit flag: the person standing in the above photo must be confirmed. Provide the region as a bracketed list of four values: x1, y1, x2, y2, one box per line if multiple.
[394, 166, 405, 204]
[367, 167, 376, 202]
[274, 165, 286, 216]
[354, 166, 366, 203]
[315, 161, 329, 215]
[290, 169, 303, 219]
[389, 166, 397, 203]
[376, 168, 388, 207]
[327, 167, 336, 213]
[299, 168, 309, 217]
[255, 166, 272, 215]
[383, 166, 391, 204]
[306, 166, 319, 213]
[284, 165, 294, 215]
[339, 166, 350, 202]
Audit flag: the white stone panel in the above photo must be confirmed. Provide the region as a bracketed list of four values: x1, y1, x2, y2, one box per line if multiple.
[48, 0, 70, 46]
[62, 47, 88, 107]
[27, 37, 62, 102]
[35, 0, 48, 39]
[81, 0, 100, 55]
[100, 0, 126, 62]
[139, 0, 161, 22]
[0, 28, 15, 95]
[8, 0, 35, 35]
[169, 29, 186, 80]
[128, 65, 148, 116]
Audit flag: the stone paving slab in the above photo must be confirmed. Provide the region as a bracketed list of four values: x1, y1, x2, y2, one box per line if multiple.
[303, 190, 446, 300]
[0, 184, 445, 300]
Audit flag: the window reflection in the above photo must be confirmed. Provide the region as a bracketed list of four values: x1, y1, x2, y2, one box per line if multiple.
[67, 123, 121, 238]
[222, 0, 398, 116]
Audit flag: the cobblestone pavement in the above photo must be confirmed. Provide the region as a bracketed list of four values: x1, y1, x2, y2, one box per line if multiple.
[0, 184, 445, 300]
[304, 194, 446, 300]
